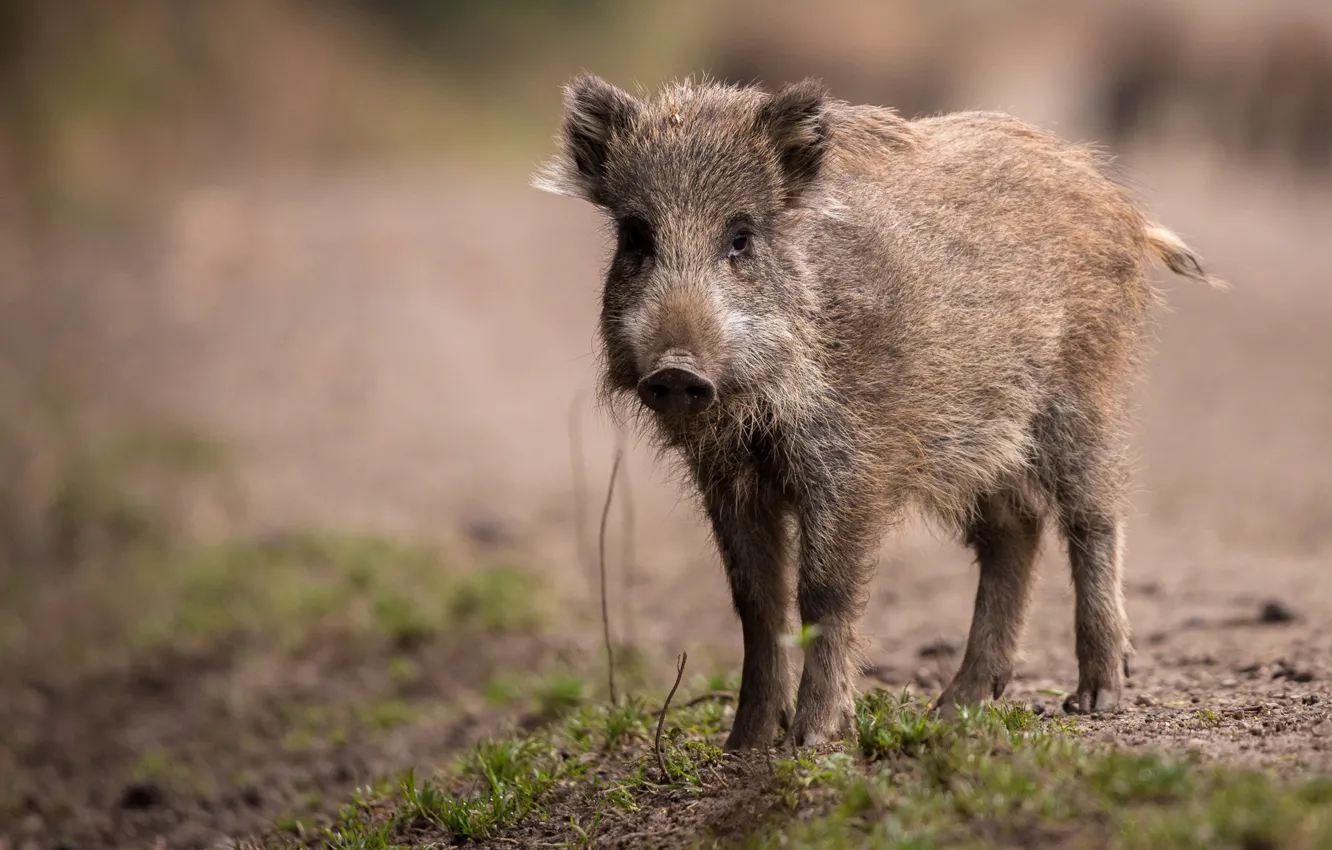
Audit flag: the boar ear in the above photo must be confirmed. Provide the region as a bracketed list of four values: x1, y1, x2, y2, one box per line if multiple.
[531, 74, 641, 205]
[756, 78, 832, 197]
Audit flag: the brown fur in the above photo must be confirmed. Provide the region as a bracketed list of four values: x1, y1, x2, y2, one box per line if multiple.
[534, 75, 1223, 749]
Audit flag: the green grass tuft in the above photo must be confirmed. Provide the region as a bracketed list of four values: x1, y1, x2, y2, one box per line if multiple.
[1190, 708, 1223, 729]
[123, 532, 544, 654]
[535, 672, 587, 719]
[447, 564, 543, 632]
[397, 738, 565, 841]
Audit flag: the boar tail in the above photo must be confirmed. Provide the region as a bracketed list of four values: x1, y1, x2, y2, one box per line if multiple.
[1143, 224, 1227, 288]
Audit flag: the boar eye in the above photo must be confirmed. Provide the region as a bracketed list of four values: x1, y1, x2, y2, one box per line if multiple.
[728, 227, 753, 261]
[617, 215, 654, 259]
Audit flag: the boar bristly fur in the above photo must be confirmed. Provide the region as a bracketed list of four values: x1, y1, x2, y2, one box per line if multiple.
[534, 74, 1222, 750]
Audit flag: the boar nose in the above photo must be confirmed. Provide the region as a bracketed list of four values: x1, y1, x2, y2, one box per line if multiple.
[637, 366, 716, 415]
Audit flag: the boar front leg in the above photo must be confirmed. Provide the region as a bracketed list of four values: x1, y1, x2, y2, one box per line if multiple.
[788, 482, 880, 748]
[702, 469, 794, 751]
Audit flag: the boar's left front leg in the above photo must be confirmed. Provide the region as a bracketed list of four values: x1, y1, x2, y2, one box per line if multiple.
[788, 484, 880, 748]
[703, 470, 794, 752]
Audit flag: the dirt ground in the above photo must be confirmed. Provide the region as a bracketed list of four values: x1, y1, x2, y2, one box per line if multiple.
[2, 133, 1332, 848]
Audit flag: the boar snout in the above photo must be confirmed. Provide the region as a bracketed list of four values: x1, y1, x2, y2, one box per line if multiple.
[637, 356, 716, 416]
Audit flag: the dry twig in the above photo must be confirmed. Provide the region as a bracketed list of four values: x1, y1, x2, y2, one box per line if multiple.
[617, 428, 638, 651]
[655, 651, 688, 779]
[567, 392, 595, 599]
[599, 447, 624, 704]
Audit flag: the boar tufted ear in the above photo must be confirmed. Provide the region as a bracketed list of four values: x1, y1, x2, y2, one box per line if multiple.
[531, 74, 641, 206]
[755, 78, 832, 197]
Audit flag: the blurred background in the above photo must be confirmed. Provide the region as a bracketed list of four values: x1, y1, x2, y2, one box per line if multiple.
[2, 0, 1332, 845]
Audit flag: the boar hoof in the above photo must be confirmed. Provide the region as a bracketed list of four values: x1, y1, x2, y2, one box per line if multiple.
[724, 714, 780, 751]
[1062, 684, 1122, 715]
[934, 671, 1010, 717]
[786, 702, 855, 749]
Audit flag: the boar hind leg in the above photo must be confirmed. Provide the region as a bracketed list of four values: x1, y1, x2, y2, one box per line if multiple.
[1041, 409, 1131, 716]
[936, 490, 1044, 716]
[705, 475, 793, 751]
[1062, 509, 1129, 715]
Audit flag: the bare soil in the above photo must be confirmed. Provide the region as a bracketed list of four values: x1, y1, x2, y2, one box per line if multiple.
[0, 620, 577, 848]
[2, 143, 1331, 848]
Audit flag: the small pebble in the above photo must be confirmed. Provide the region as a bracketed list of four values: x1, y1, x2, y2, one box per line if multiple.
[1259, 600, 1299, 624]
[118, 782, 163, 810]
[1313, 719, 1332, 737]
[1272, 660, 1316, 683]
[463, 516, 515, 549]
[1220, 678, 1238, 688]
[917, 637, 959, 659]
[1134, 694, 1157, 707]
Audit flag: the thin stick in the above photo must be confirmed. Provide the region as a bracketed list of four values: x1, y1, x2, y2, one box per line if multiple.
[655, 651, 688, 779]
[567, 392, 595, 599]
[599, 447, 623, 704]
[617, 429, 637, 651]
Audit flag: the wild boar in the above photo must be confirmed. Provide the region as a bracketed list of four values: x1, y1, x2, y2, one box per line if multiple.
[533, 75, 1221, 749]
